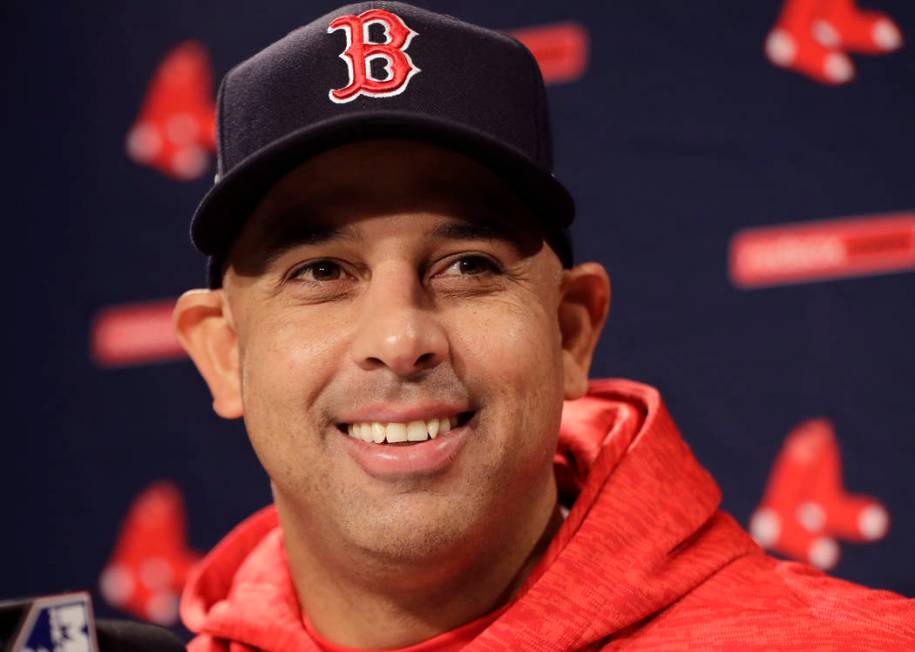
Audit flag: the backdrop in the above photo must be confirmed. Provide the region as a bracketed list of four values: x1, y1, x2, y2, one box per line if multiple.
[4, 0, 914, 630]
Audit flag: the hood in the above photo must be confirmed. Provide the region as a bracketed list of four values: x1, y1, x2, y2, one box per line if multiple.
[181, 379, 757, 650]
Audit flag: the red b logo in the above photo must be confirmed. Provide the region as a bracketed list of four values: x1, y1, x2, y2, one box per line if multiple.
[328, 9, 421, 103]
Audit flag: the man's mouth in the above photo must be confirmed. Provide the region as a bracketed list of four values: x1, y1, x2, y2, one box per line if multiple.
[337, 410, 477, 478]
[336, 412, 475, 445]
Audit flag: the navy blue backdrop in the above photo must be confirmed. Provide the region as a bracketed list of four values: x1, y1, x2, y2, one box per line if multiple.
[4, 0, 914, 628]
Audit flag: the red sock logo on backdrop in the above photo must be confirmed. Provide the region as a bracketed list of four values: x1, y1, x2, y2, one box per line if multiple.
[126, 41, 216, 180]
[99, 482, 201, 625]
[750, 418, 890, 569]
[327, 9, 420, 103]
[765, 0, 903, 84]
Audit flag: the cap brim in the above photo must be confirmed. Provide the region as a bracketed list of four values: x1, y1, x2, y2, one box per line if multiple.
[190, 110, 575, 287]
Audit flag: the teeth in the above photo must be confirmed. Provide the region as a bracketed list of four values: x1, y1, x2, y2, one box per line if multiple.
[407, 421, 427, 441]
[371, 422, 386, 444]
[360, 423, 373, 443]
[345, 415, 462, 443]
[385, 423, 407, 443]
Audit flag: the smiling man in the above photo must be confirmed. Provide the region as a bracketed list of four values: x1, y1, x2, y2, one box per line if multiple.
[173, 3, 914, 651]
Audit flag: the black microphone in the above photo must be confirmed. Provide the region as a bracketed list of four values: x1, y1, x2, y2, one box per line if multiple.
[0, 591, 185, 651]
[95, 619, 185, 652]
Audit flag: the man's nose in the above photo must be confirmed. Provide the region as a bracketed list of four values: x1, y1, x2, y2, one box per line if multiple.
[349, 264, 448, 377]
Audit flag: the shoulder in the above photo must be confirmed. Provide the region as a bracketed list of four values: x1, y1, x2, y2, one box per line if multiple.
[625, 550, 915, 649]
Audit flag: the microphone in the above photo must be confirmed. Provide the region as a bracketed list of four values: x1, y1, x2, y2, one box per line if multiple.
[0, 591, 185, 651]
[95, 619, 186, 652]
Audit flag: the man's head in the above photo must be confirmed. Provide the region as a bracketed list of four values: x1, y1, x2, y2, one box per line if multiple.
[175, 138, 608, 580]
[173, 1, 610, 595]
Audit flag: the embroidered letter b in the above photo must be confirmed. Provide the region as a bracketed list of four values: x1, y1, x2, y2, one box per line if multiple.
[328, 9, 420, 103]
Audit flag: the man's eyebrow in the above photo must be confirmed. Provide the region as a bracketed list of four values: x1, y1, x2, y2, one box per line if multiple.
[429, 220, 523, 246]
[259, 212, 360, 266]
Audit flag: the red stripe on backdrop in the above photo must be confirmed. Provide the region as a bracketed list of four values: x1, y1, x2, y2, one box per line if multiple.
[91, 299, 184, 367]
[729, 211, 915, 288]
[509, 23, 589, 84]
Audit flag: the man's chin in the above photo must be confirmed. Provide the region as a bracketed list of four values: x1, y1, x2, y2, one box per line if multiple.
[343, 498, 491, 576]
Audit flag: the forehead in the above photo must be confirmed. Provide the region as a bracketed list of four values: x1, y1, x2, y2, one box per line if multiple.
[262, 140, 526, 222]
[229, 139, 542, 268]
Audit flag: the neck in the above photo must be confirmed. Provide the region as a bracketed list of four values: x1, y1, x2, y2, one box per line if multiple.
[277, 481, 561, 649]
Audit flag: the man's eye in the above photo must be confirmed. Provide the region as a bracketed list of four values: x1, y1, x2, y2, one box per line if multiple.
[292, 260, 345, 282]
[440, 255, 501, 277]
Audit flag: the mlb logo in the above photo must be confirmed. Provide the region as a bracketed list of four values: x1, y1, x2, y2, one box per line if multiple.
[9, 592, 97, 652]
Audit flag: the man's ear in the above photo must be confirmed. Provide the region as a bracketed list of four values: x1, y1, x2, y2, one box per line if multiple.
[173, 289, 243, 419]
[558, 262, 611, 401]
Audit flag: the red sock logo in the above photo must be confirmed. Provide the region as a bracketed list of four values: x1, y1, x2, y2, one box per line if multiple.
[750, 418, 889, 569]
[99, 482, 201, 625]
[328, 9, 421, 103]
[765, 0, 903, 84]
[125, 41, 216, 180]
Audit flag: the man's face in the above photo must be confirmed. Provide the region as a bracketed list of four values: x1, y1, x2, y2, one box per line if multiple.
[222, 140, 569, 571]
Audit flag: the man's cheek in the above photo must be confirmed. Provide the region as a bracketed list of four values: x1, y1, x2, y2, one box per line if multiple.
[250, 318, 342, 404]
[467, 313, 560, 435]
[485, 313, 556, 379]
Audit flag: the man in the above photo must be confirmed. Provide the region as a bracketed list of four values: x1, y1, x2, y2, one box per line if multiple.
[173, 3, 914, 650]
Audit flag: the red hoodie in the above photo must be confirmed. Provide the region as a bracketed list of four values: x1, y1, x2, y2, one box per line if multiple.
[181, 380, 915, 650]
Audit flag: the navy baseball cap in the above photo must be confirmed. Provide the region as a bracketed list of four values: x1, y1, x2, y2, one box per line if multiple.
[191, 1, 575, 287]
